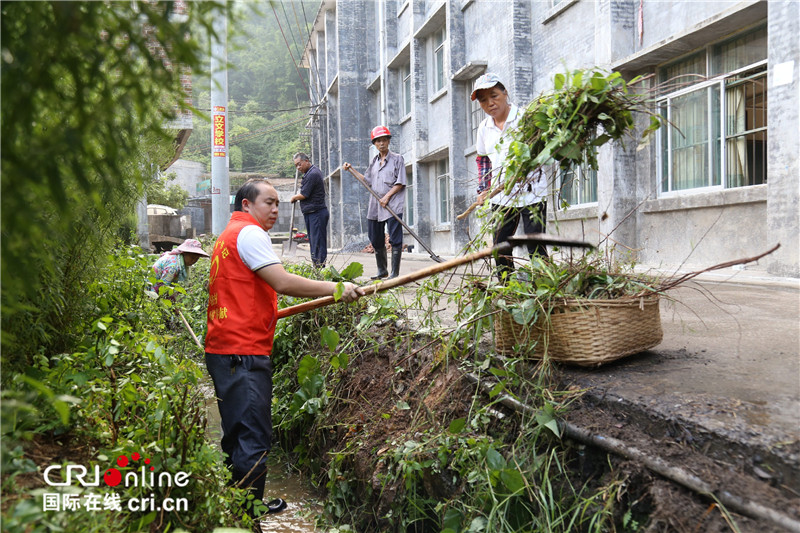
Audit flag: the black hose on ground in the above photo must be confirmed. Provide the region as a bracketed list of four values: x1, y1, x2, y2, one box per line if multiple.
[464, 372, 800, 533]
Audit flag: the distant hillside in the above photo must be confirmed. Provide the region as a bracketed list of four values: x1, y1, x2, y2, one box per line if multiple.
[182, 1, 315, 178]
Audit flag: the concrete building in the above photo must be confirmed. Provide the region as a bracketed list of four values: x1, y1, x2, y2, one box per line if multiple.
[301, 0, 798, 277]
[164, 159, 206, 196]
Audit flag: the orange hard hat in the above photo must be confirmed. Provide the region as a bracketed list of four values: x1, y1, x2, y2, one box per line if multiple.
[370, 125, 391, 143]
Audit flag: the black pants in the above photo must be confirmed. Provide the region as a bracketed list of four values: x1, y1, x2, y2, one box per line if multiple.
[205, 354, 273, 511]
[368, 216, 403, 251]
[304, 207, 329, 267]
[493, 201, 547, 279]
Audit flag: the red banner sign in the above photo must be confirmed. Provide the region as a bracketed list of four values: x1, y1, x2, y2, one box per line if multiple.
[212, 107, 226, 157]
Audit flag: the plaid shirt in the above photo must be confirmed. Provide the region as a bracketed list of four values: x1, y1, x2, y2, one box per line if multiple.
[476, 155, 492, 194]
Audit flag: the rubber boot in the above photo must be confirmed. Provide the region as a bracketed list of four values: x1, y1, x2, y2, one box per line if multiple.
[388, 248, 402, 279]
[371, 248, 388, 279]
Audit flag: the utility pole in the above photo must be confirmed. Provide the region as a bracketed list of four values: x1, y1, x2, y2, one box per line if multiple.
[210, 12, 229, 235]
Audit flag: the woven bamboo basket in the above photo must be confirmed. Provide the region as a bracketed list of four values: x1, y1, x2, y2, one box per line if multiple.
[494, 295, 663, 367]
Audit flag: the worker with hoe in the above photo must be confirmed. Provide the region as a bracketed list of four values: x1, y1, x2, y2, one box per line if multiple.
[343, 125, 407, 280]
[290, 152, 329, 268]
[150, 238, 209, 297]
[473, 73, 548, 280]
[204, 178, 364, 523]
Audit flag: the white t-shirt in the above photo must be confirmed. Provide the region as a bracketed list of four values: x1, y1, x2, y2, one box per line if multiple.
[237, 225, 281, 271]
[476, 104, 547, 207]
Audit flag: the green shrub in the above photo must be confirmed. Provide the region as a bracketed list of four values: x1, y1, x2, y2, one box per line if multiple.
[1, 248, 247, 532]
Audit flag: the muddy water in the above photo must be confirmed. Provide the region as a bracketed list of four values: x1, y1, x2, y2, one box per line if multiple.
[255, 460, 323, 532]
[203, 387, 322, 532]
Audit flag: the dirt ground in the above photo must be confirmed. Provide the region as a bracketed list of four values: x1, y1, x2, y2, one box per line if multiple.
[565, 397, 800, 532]
[298, 323, 474, 528]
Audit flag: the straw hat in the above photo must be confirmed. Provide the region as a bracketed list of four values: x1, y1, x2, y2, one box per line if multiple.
[175, 239, 209, 257]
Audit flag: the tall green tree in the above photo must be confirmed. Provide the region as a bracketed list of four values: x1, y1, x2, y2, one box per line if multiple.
[149, 172, 190, 210]
[1, 1, 233, 368]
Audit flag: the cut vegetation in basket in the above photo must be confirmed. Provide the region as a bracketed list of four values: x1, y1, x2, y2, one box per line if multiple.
[490, 253, 665, 366]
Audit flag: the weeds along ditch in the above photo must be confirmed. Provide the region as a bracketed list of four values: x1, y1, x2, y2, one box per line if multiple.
[1, 245, 250, 532]
[271, 261, 663, 533]
[2, 244, 706, 532]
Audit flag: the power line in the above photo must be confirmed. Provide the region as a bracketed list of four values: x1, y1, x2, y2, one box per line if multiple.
[280, 0, 304, 64]
[283, 0, 318, 103]
[279, 0, 316, 104]
[298, 0, 324, 104]
[270, 2, 310, 99]
[229, 166, 284, 173]
[290, 1, 306, 54]
[182, 114, 308, 156]
[196, 105, 314, 114]
[225, 114, 308, 144]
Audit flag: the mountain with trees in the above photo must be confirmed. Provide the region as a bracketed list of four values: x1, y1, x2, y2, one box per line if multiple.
[181, 2, 316, 179]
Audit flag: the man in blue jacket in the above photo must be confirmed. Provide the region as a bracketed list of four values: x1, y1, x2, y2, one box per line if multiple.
[291, 153, 329, 268]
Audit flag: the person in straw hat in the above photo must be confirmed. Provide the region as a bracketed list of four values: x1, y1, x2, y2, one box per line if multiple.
[151, 238, 209, 294]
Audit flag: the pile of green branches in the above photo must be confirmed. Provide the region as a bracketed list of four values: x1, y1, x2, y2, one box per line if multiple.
[504, 69, 660, 192]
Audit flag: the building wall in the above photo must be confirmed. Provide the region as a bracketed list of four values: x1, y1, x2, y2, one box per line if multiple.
[765, 0, 799, 276]
[164, 159, 206, 197]
[303, 0, 798, 277]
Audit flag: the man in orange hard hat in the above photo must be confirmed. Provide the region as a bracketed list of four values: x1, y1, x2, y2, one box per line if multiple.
[343, 125, 407, 279]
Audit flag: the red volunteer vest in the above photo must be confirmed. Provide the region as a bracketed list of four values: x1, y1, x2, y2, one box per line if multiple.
[205, 212, 278, 356]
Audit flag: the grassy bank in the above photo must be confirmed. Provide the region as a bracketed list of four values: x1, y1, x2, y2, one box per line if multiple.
[1, 246, 249, 532]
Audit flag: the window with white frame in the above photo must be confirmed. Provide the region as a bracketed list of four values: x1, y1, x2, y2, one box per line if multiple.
[402, 63, 412, 117]
[432, 27, 446, 93]
[405, 168, 414, 226]
[467, 82, 483, 146]
[434, 158, 450, 224]
[656, 24, 767, 194]
[559, 165, 597, 206]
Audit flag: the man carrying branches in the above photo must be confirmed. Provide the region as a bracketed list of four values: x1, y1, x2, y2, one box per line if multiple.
[472, 73, 548, 280]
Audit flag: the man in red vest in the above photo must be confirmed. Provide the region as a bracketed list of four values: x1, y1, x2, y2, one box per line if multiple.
[205, 178, 363, 520]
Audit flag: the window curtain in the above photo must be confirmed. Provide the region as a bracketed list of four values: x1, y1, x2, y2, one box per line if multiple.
[560, 168, 576, 205]
[435, 160, 450, 224]
[406, 172, 414, 226]
[671, 87, 712, 190]
[725, 84, 747, 188]
[559, 166, 597, 205]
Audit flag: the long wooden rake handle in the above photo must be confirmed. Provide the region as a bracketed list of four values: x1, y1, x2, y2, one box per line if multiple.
[456, 187, 502, 220]
[276, 233, 594, 319]
[176, 307, 204, 351]
[276, 242, 512, 319]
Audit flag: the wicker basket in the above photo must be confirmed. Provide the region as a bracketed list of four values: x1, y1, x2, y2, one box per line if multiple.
[494, 295, 663, 367]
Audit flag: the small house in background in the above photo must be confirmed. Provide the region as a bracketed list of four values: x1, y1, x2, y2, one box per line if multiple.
[147, 204, 178, 216]
[156, 166, 303, 241]
[147, 204, 194, 252]
[165, 159, 206, 197]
